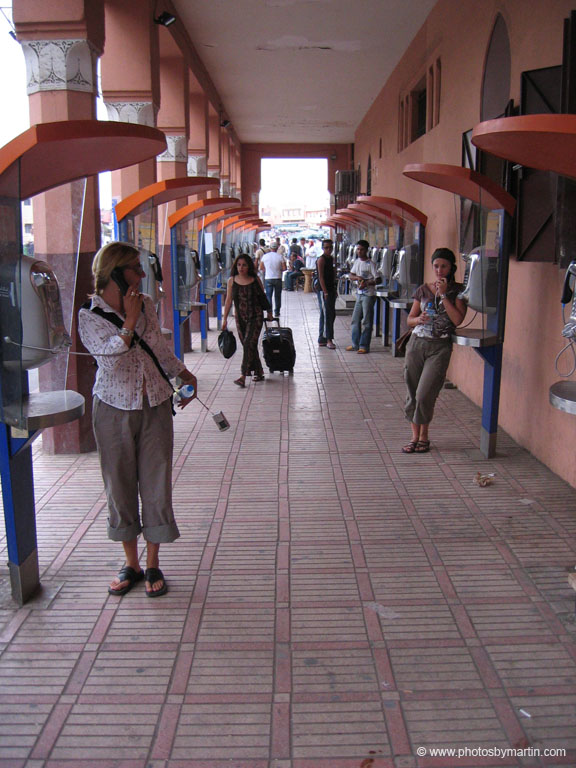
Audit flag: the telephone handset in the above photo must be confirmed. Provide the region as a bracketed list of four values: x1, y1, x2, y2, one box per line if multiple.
[110, 267, 130, 296]
[555, 261, 576, 377]
[561, 261, 576, 306]
[561, 261, 576, 341]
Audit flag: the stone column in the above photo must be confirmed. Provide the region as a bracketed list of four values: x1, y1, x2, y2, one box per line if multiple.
[101, 0, 159, 202]
[14, 0, 105, 454]
[207, 107, 221, 180]
[156, 32, 190, 333]
[219, 128, 230, 196]
[188, 88, 208, 178]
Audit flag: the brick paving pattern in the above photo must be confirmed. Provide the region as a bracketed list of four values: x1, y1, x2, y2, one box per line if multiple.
[0, 289, 575, 767]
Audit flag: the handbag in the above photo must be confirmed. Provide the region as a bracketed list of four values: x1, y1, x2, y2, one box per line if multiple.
[218, 329, 237, 358]
[394, 328, 412, 357]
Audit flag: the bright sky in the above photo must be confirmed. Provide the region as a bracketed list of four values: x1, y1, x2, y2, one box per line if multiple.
[260, 158, 329, 209]
[0, 6, 29, 146]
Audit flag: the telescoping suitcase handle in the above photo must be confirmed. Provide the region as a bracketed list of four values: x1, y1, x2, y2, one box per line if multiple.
[263, 317, 281, 328]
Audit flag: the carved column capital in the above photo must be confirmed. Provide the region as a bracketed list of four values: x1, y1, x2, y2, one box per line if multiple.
[21, 38, 98, 94]
[104, 101, 156, 127]
[157, 135, 188, 163]
[187, 154, 207, 177]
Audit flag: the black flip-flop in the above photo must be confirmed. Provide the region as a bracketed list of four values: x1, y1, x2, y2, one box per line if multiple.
[145, 567, 168, 598]
[108, 566, 144, 596]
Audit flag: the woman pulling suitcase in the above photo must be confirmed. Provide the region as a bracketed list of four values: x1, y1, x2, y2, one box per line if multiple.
[222, 253, 273, 388]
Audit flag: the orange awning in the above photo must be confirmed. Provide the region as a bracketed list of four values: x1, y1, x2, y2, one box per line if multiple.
[471, 114, 576, 180]
[403, 163, 515, 217]
[115, 177, 221, 221]
[0, 120, 167, 201]
[168, 197, 242, 228]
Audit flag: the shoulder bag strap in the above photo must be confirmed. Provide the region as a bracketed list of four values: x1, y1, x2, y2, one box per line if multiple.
[88, 305, 177, 412]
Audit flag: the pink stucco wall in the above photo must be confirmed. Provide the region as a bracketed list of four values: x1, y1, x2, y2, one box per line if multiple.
[354, 0, 576, 486]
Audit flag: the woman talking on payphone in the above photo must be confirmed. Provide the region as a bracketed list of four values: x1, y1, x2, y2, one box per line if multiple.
[402, 248, 467, 454]
[78, 241, 198, 597]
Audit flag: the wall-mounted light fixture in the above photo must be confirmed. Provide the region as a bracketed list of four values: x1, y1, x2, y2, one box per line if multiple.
[154, 11, 176, 26]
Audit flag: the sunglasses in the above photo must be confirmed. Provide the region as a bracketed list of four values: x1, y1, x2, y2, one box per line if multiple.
[125, 261, 145, 274]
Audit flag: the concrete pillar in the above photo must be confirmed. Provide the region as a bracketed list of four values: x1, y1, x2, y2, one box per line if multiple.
[207, 105, 221, 180]
[101, 0, 159, 201]
[13, 0, 105, 454]
[220, 128, 230, 196]
[156, 29, 189, 333]
[188, 87, 208, 178]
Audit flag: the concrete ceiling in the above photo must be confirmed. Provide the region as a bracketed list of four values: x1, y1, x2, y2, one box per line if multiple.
[172, 0, 437, 144]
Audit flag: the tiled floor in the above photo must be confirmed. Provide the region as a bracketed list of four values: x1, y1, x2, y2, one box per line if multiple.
[1, 289, 576, 768]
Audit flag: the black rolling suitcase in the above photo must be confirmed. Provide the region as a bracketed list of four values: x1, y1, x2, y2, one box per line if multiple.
[262, 318, 296, 373]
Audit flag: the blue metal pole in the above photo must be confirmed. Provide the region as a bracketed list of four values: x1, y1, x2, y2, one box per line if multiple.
[0, 424, 40, 604]
[170, 226, 183, 359]
[391, 307, 402, 354]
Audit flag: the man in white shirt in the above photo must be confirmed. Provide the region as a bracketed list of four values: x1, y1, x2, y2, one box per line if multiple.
[305, 239, 321, 269]
[260, 242, 287, 318]
[254, 238, 269, 272]
[346, 240, 379, 354]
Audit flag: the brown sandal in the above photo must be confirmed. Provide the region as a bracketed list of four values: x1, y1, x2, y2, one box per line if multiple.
[402, 441, 418, 454]
[415, 440, 430, 453]
[253, 374, 265, 382]
[234, 377, 246, 388]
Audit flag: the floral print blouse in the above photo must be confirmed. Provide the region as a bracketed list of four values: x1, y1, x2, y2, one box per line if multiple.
[78, 294, 185, 410]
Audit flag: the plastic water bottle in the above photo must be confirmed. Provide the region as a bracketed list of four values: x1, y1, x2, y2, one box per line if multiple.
[425, 301, 436, 332]
[175, 383, 195, 401]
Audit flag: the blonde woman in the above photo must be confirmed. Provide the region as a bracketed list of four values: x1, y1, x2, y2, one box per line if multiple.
[78, 242, 197, 597]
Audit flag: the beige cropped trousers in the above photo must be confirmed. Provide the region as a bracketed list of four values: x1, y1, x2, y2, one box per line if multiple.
[404, 334, 453, 425]
[92, 396, 180, 544]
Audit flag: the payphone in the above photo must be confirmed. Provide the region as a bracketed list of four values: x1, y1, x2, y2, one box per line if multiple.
[0, 119, 167, 603]
[457, 246, 499, 314]
[391, 242, 422, 304]
[470, 112, 576, 419]
[138, 248, 164, 308]
[377, 248, 395, 294]
[403, 162, 515, 456]
[1, 255, 71, 372]
[114, 176, 220, 326]
[175, 243, 201, 314]
[549, 261, 576, 414]
[560, 262, 576, 337]
[168, 197, 242, 357]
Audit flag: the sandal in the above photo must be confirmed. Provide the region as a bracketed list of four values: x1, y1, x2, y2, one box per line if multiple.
[402, 441, 418, 454]
[145, 567, 168, 598]
[253, 374, 265, 382]
[415, 440, 431, 453]
[234, 377, 246, 388]
[108, 566, 144, 596]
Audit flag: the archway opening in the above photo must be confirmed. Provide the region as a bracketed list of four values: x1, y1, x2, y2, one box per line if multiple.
[259, 158, 329, 233]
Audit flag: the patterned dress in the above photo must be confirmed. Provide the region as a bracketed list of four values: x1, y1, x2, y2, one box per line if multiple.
[232, 279, 271, 376]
